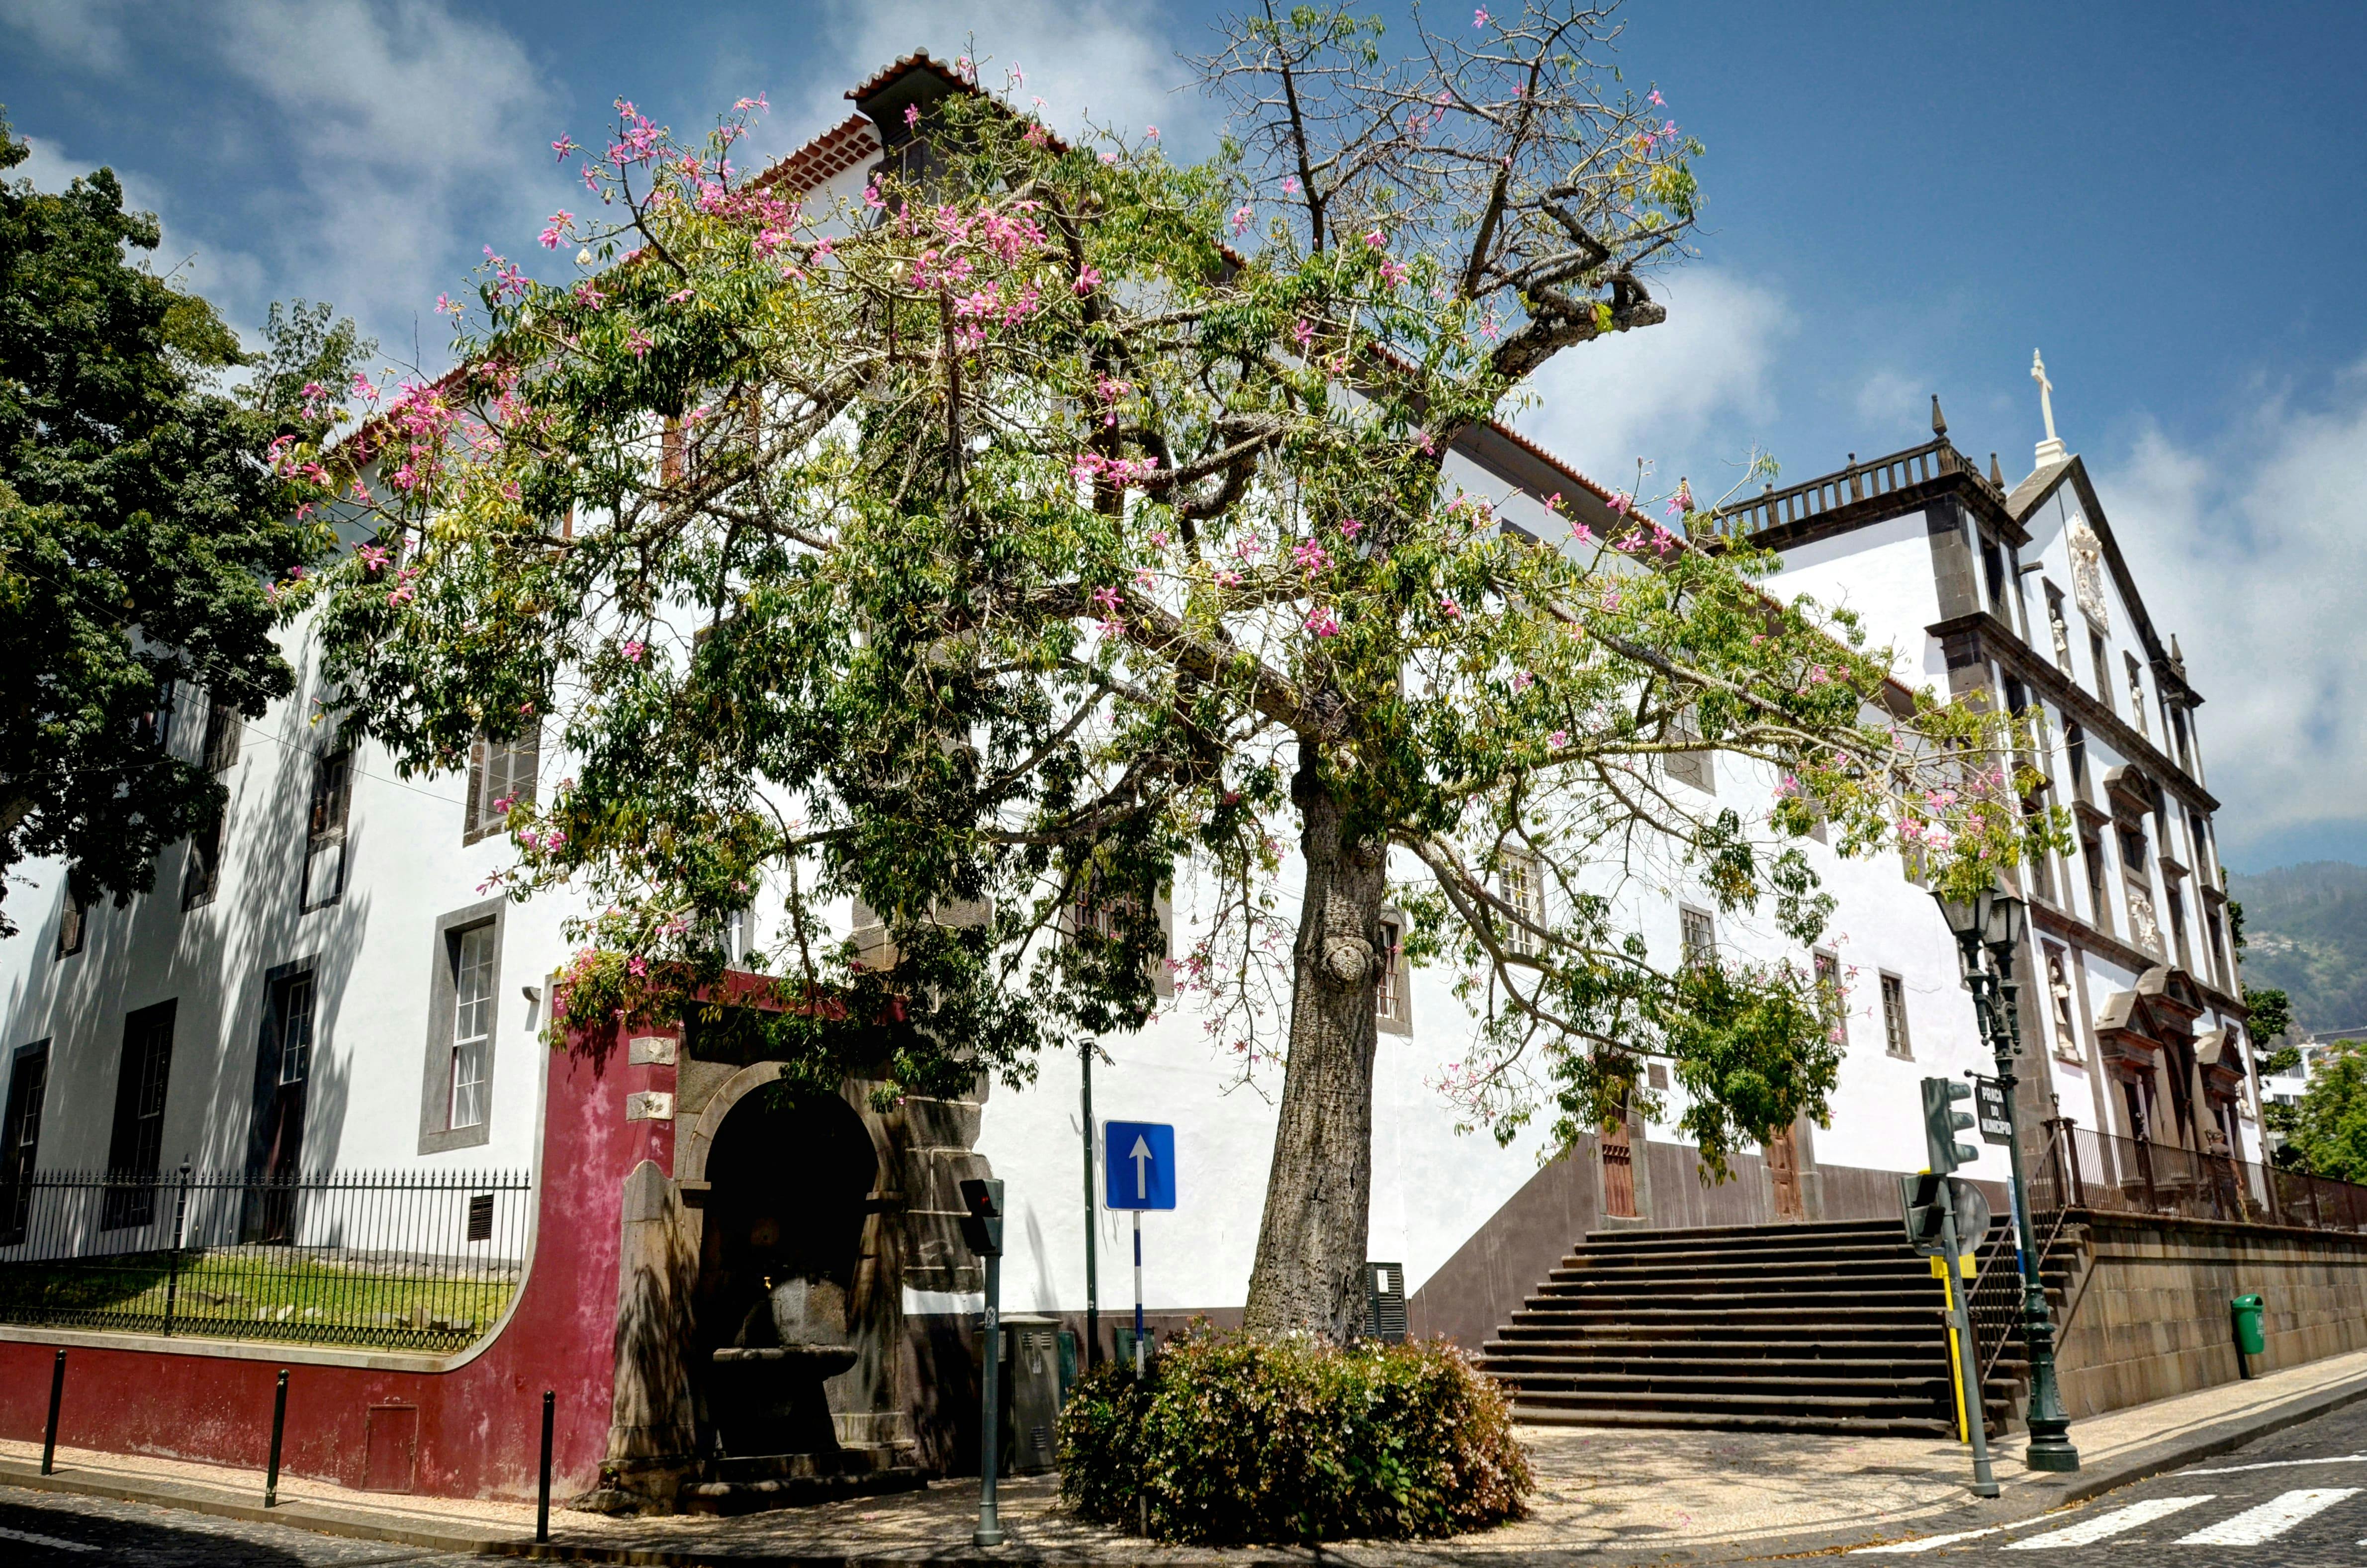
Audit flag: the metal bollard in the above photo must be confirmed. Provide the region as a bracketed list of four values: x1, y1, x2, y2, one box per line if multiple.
[41, 1349, 65, 1475]
[265, 1370, 289, 1507]
[536, 1389, 555, 1543]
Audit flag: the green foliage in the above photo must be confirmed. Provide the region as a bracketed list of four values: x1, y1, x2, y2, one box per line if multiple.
[2245, 986, 2293, 1050]
[2227, 865, 2367, 1037]
[2258, 1043, 2301, 1078]
[0, 111, 362, 932]
[1056, 1330, 1532, 1544]
[2271, 1042, 2367, 1183]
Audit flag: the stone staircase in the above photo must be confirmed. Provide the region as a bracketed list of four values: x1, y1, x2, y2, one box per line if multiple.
[1475, 1216, 2080, 1438]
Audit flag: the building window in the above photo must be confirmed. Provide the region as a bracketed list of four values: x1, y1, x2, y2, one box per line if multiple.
[1813, 950, 1847, 1046]
[1982, 538, 2007, 617]
[1499, 854, 1547, 956]
[182, 805, 224, 910]
[2045, 945, 2081, 1061]
[449, 923, 495, 1130]
[1679, 906, 1717, 968]
[2166, 882, 2192, 973]
[2044, 582, 2072, 673]
[0, 1040, 50, 1248]
[464, 725, 541, 844]
[101, 1002, 176, 1229]
[1880, 974, 1911, 1060]
[136, 678, 178, 751]
[2090, 631, 2113, 712]
[2171, 705, 2193, 770]
[301, 744, 352, 911]
[56, 881, 87, 959]
[1661, 708, 1713, 793]
[201, 692, 242, 773]
[2064, 721, 2090, 803]
[2205, 906, 2230, 990]
[420, 900, 503, 1154]
[1068, 880, 1174, 998]
[2081, 831, 2112, 935]
[1375, 914, 1411, 1034]
[2125, 653, 2149, 738]
[244, 966, 319, 1227]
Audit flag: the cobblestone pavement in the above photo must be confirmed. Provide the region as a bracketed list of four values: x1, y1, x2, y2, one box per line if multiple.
[0, 1486, 504, 1567]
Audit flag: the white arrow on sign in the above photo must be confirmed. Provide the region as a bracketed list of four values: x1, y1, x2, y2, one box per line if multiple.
[1129, 1135, 1154, 1200]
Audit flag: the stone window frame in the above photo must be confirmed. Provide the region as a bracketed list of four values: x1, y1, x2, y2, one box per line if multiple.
[1678, 905, 1717, 969]
[1879, 972, 1912, 1060]
[1374, 910, 1412, 1035]
[418, 898, 504, 1155]
[463, 724, 542, 846]
[1812, 949, 1847, 1047]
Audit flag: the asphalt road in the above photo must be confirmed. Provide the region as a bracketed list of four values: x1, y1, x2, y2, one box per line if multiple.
[1854, 1394, 2367, 1564]
[0, 1486, 542, 1567]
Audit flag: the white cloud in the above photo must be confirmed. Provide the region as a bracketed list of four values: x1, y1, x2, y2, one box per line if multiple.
[13, 132, 266, 319]
[808, 0, 1207, 146]
[205, 0, 555, 364]
[1510, 268, 1794, 494]
[0, 0, 132, 74]
[2095, 377, 2367, 866]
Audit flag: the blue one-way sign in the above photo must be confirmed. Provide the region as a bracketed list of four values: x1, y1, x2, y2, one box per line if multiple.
[1103, 1121, 1177, 1210]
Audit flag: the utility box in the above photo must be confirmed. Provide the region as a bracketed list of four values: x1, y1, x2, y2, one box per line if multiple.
[1001, 1313, 1062, 1474]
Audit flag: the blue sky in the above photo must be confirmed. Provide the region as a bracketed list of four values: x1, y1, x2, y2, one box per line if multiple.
[4, 0, 2362, 871]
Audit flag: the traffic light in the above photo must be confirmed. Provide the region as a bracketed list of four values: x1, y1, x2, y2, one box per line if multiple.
[957, 1177, 1004, 1258]
[1900, 1171, 1950, 1253]
[1922, 1077, 1978, 1174]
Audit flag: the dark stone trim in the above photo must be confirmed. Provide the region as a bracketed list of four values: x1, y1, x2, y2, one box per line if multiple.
[417, 898, 504, 1155]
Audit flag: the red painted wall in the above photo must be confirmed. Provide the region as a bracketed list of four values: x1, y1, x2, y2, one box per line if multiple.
[0, 1030, 672, 1500]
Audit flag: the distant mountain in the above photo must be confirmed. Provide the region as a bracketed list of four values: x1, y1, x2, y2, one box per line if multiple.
[2227, 861, 2367, 1035]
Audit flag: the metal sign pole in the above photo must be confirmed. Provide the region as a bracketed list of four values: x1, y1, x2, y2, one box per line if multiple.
[1940, 1200, 2000, 1499]
[1132, 1211, 1145, 1377]
[976, 1248, 1005, 1547]
[1083, 1047, 1099, 1368]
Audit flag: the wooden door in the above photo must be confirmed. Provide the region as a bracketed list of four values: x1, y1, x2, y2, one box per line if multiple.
[1766, 1127, 1804, 1221]
[1600, 1118, 1637, 1218]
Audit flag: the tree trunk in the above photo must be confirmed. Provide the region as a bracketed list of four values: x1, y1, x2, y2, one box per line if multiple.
[1241, 760, 1388, 1340]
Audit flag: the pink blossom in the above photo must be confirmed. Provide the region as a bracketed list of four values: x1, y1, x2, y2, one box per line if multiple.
[1339, 517, 1364, 539]
[1606, 492, 1630, 515]
[539, 210, 574, 249]
[1364, 229, 1386, 250]
[1548, 730, 1569, 750]
[1231, 204, 1253, 235]
[1648, 89, 1666, 107]
[1379, 259, 1409, 288]
[623, 639, 646, 663]
[1282, 175, 1300, 194]
[356, 543, 391, 574]
[667, 287, 695, 304]
[1100, 152, 1117, 165]
[1439, 596, 1462, 620]
[905, 104, 920, 128]
[1306, 606, 1341, 637]
[863, 182, 885, 209]
[1091, 585, 1124, 615]
[627, 327, 653, 357]
[350, 372, 380, 402]
[1074, 266, 1102, 294]
[733, 93, 770, 112]
[436, 293, 461, 318]
[1145, 125, 1159, 138]
[552, 135, 579, 162]
[627, 956, 648, 978]
[1213, 568, 1245, 588]
[1291, 539, 1333, 573]
[1292, 319, 1314, 349]
[1512, 670, 1534, 691]
[1474, 8, 1490, 27]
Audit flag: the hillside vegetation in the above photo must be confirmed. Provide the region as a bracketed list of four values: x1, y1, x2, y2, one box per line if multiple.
[2230, 861, 2367, 1035]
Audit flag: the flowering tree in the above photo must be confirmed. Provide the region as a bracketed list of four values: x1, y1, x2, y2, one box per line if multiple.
[291, 6, 2047, 1339]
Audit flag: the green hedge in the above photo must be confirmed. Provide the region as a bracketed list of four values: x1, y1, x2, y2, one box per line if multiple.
[1056, 1329, 1532, 1544]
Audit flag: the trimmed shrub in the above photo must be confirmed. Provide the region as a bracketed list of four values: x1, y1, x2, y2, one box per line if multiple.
[1056, 1329, 1532, 1544]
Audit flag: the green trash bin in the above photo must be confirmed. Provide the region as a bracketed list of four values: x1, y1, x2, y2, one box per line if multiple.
[2232, 1293, 2267, 1367]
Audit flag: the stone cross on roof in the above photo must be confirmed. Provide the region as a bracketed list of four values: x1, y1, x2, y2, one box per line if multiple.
[2032, 349, 2068, 469]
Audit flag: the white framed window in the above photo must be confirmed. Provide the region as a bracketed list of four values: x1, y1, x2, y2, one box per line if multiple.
[1813, 950, 1846, 1045]
[1880, 973, 1911, 1059]
[464, 725, 540, 844]
[449, 922, 495, 1130]
[301, 744, 352, 911]
[1679, 906, 1716, 968]
[1499, 855, 1546, 956]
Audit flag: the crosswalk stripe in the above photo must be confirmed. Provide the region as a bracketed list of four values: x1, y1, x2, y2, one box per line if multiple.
[2003, 1495, 2216, 1549]
[2177, 1487, 2361, 1545]
[2188, 1455, 2367, 1475]
[1849, 1526, 2007, 1553]
[0, 1524, 101, 1553]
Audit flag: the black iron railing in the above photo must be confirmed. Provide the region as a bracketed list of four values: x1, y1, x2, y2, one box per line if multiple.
[1698, 437, 2000, 541]
[0, 1165, 531, 1351]
[2027, 1124, 2367, 1232]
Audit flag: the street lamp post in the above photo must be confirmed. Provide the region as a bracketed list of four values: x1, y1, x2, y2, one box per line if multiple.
[1934, 886, 2081, 1473]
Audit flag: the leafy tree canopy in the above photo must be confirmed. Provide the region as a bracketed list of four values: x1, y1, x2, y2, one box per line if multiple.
[287, 7, 2052, 1334]
[0, 112, 364, 932]
[2269, 1042, 2367, 1182]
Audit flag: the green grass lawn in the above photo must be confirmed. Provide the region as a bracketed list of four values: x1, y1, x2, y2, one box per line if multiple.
[0, 1247, 521, 1351]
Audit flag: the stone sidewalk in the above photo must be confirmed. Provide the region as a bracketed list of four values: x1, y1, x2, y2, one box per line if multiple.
[7, 1348, 2367, 1564]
